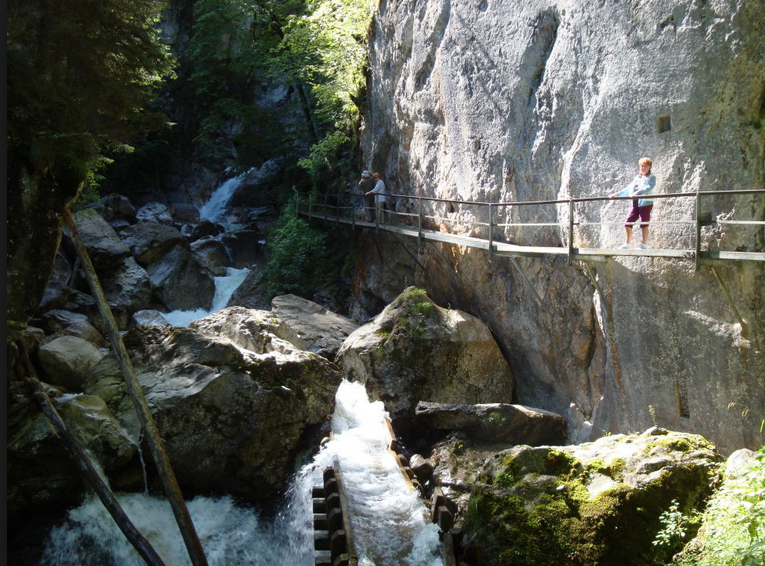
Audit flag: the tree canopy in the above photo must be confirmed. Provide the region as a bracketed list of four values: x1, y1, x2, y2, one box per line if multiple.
[7, 0, 176, 331]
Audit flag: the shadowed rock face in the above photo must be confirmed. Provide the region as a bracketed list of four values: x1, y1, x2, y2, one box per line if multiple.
[415, 401, 566, 446]
[353, 0, 765, 454]
[336, 287, 514, 429]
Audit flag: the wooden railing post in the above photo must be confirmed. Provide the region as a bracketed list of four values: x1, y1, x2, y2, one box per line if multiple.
[418, 196, 423, 244]
[488, 203, 494, 262]
[568, 198, 574, 264]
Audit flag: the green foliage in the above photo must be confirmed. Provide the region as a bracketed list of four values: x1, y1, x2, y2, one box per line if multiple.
[298, 130, 352, 184]
[278, 0, 375, 183]
[70, 156, 115, 211]
[262, 203, 329, 299]
[7, 0, 175, 180]
[675, 447, 765, 566]
[653, 499, 701, 550]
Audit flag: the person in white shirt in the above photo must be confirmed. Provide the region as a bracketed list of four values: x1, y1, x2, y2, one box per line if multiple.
[610, 157, 656, 249]
[365, 172, 388, 223]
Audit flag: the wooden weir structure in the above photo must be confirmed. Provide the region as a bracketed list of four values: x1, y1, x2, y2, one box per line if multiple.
[296, 188, 764, 335]
[311, 419, 462, 566]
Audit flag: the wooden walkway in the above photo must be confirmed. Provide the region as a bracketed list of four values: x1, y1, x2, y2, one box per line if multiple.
[296, 188, 765, 269]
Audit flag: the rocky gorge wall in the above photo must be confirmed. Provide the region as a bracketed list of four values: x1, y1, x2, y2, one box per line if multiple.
[351, 0, 765, 454]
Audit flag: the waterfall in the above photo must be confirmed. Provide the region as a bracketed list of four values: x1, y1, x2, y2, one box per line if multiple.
[198, 169, 254, 224]
[40, 381, 444, 566]
[160, 266, 250, 327]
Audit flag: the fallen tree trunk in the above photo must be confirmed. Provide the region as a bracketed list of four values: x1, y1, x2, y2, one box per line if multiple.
[62, 208, 208, 566]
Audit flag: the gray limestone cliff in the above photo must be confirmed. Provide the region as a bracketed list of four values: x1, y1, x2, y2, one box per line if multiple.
[352, 0, 765, 453]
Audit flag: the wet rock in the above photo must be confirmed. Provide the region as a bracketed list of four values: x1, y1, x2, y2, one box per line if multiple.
[135, 202, 174, 225]
[68, 209, 131, 272]
[94, 194, 137, 227]
[190, 236, 232, 276]
[170, 203, 200, 225]
[83, 319, 342, 503]
[38, 336, 106, 392]
[271, 294, 359, 359]
[220, 229, 263, 268]
[189, 220, 225, 241]
[7, 390, 138, 518]
[130, 309, 170, 327]
[120, 222, 188, 266]
[101, 256, 153, 313]
[146, 246, 216, 311]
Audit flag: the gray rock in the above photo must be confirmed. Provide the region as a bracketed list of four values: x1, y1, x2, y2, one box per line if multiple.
[336, 287, 513, 425]
[69, 209, 131, 272]
[190, 236, 231, 276]
[131, 309, 171, 327]
[415, 401, 567, 446]
[101, 256, 153, 313]
[170, 203, 200, 225]
[135, 202, 174, 225]
[84, 319, 343, 503]
[146, 246, 216, 311]
[353, 0, 765, 455]
[7, 390, 138, 517]
[120, 222, 188, 266]
[94, 194, 137, 226]
[40, 309, 89, 334]
[38, 336, 106, 392]
[271, 294, 359, 358]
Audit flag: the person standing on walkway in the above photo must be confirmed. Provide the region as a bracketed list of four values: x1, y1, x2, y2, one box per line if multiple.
[610, 157, 656, 249]
[365, 172, 388, 223]
[358, 170, 376, 221]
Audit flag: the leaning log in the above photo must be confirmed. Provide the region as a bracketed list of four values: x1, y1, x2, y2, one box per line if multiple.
[62, 209, 208, 566]
[18, 344, 165, 566]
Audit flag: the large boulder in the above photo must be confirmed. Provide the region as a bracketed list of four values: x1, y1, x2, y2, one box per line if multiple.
[271, 294, 360, 359]
[120, 222, 188, 267]
[7, 389, 138, 518]
[93, 194, 137, 228]
[69, 209, 131, 272]
[38, 336, 106, 392]
[135, 202, 174, 225]
[433, 428, 723, 566]
[190, 236, 232, 276]
[101, 256, 153, 314]
[335, 287, 514, 426]
[146, 246, 216, 311]
[415, 401, 567, 446]
[84, 315, 342, 503]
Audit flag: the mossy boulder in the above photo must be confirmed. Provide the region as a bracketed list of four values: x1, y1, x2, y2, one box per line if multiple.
[335, 287, 514, 428]
[450, 428, 722, 565]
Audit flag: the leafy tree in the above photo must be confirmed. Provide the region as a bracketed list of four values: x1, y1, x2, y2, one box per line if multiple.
[7, 0, 175, 332]
[261, 203, 330, 299]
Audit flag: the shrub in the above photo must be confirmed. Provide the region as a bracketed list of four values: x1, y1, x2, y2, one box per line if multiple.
[262, 203, 329, 300]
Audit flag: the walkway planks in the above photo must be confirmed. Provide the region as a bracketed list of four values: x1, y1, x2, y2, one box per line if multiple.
[296, 208, 765, 267]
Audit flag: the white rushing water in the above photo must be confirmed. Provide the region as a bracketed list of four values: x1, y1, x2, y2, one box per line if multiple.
[41, 381, 443, 566]
[161, 266, 250, 327]
[198, 169, 253, 224]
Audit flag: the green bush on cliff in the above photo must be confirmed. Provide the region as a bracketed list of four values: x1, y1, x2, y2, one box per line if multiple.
[262, 204, 329, 299]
